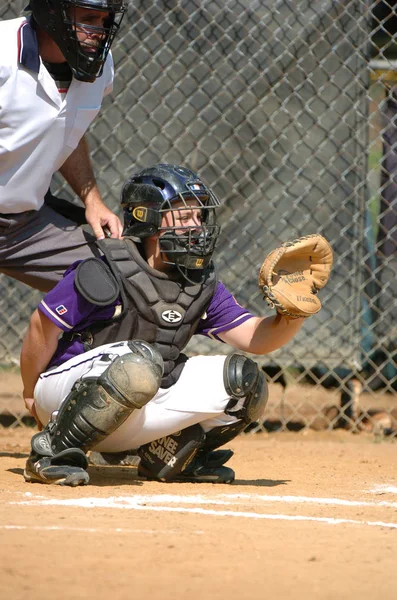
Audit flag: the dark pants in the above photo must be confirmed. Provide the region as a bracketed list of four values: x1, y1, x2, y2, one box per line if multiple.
[0, 199, 98, 293]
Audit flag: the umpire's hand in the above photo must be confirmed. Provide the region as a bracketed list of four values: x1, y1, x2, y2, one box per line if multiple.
[85, 197, 124, 240]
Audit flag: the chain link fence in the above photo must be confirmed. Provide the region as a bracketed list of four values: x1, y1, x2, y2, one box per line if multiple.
[1, 0, 396, 436]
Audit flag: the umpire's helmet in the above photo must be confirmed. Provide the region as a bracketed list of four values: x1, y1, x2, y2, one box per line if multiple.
[27, 0, 126, 82]
[121, 164, 221, 279]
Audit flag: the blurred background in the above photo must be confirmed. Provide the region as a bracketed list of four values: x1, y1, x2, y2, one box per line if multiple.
[1, 0, 396, 436]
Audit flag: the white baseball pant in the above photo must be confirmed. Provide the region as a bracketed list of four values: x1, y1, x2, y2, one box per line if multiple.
[34, 341, 241, 452]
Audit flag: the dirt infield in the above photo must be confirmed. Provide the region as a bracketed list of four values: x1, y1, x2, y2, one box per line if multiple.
[1, 426, 397, 600]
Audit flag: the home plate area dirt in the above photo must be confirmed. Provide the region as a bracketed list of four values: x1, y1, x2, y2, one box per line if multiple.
[1, 426, 397, 600]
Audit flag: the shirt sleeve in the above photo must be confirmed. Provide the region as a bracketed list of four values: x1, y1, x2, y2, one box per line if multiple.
[196, 281, 254, 341]
[103, 52, 114, 97]
[38, 261, 116, 331]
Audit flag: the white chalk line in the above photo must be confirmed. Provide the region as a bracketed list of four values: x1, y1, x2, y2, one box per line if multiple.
[368, 485, 397, 495]
[3, 506, 397, 530]
[13, 491, 397, 509]
[7, 490, 397, 530]
[0, 524, 204, 535]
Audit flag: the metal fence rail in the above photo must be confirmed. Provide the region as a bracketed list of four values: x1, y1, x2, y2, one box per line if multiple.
[1, 1, 396, 436]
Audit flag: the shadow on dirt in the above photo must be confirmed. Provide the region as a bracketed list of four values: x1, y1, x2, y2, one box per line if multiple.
[88, 467, 145, 487]
[6, 463, 290, 488]
[232, 478, 290, 487]
[6, 466, 145, 487]
[7, 468, 24, 476]
[0, 452, 28, 459]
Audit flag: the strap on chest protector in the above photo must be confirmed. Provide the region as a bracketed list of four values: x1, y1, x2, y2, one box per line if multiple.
[75, 258, 120, 306]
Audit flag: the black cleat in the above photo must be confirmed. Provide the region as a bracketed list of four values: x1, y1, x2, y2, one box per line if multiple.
[24, 446, 89, 487]
[138, 449, 235, 484]
[195, 448, 234, 468]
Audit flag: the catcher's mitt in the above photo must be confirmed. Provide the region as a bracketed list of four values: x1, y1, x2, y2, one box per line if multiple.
[258, 234, 333, 318]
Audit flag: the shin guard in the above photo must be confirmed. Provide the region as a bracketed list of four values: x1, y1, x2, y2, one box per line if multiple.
[137, 424, 205, 481]
[49, 346, 163, 454]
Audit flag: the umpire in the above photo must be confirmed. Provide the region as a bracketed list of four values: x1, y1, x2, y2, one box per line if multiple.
[0, 0, 126, 292]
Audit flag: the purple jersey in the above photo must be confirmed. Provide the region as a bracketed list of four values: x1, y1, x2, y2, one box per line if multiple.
[39, 261, 254, 368]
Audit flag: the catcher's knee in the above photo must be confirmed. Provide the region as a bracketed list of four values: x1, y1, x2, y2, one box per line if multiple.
[223, 353, 268, 424]
[114, 340, 164, 407]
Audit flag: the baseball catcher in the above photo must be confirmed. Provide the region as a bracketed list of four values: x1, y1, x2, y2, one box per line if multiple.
[20, 164, 333, 487]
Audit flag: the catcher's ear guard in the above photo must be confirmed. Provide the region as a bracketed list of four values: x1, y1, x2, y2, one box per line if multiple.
[130, 205, 162, 237]
[121, 182, 163, 238]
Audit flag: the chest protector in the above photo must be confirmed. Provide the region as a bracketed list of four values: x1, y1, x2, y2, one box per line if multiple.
[76, 238, 217, 388]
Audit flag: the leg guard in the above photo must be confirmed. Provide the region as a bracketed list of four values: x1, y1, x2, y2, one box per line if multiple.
[137, 424, 238, 484]
[43, 341, 163, 456]
[223, 353, 268, 424]
[137, 424, 204, 481]
[195, 421, 247, 468]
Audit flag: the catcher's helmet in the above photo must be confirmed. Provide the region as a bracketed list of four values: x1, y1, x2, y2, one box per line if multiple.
[27, 0, 126, 82]
[121, 164, 221, 278]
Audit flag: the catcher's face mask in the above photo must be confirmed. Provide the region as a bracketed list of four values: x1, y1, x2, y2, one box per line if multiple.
[121, 164, 221, 282]
[28, 0, 126, 82]
[157, 196, 220, 278]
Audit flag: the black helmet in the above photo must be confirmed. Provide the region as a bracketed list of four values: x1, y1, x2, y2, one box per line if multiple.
[27, 0, 126, 82]
[121, 164, 221, 279]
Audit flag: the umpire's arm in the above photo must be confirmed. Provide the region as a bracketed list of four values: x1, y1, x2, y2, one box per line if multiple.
[60, 135, 123, 240]
[20, 310, 62, 428]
